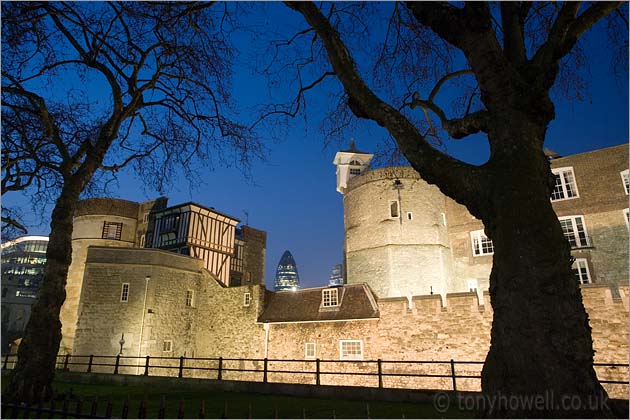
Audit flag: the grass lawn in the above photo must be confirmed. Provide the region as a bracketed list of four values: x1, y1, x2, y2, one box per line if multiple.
[2, 378, 476, 418]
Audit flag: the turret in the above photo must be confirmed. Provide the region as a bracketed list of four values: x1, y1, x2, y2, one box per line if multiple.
[333, 139, 374, 194]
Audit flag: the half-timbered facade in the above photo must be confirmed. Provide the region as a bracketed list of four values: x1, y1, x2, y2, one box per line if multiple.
[148, 203, 240, 286]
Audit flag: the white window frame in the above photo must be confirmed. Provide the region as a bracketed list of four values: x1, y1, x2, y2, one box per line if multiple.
[120, 283, 129, 302]
[139, 234, 145, 248]
[470, 230, 494, 256]
[162, 340, 173, 352]
[322, 288, 339, 307]
[389, 200, 399, 218]
[621, 170, 629, 195]
[572, 258, 592, 284]
[558, 215, 589, 248]
[243, 292, 251, 307]
[305, 342, 316, 360]
[339, 340, 363, 361]
[185, 290, 194, 307]
[624, 208, 629, 230]
[551, 167, 579, 202]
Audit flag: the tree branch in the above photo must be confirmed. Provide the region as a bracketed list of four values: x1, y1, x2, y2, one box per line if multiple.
[501, 2, 527, 65]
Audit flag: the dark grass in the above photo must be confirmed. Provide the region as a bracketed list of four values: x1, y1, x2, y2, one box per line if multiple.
[2, 377, 476, 418]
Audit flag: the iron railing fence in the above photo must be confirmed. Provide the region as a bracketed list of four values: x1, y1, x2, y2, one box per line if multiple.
[2, 353, 627, 393]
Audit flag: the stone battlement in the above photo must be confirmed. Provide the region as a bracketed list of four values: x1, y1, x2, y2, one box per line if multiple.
[85, 246, 204, 273]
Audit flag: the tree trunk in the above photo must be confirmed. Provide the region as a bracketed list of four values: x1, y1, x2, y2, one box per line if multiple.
[480, 122, 610, 417]
[3, 184, 81, 403]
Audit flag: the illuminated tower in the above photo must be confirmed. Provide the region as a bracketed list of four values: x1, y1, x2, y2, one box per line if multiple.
[274, 250, 300, 291]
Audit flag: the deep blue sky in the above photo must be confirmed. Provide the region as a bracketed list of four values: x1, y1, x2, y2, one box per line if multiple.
[5, 3, 628, 290]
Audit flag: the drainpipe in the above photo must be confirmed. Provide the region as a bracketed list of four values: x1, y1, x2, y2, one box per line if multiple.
[136, 275, 150, 374]
[263, 323, 270, 358]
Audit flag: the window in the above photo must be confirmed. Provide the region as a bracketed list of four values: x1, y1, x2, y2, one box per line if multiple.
[142, 212, 149, 223]
[621, 170, 629, 195]
[139, 235, 145, 248]
[15, 290, 37, 299]
[349, 168, 361, 175]
[120, 283, 129, 302]
[246, 272, 252, 283]
[572, 258, 592, 284]
[305, 342, 316, 359]
[340, 340, 363, 360]
[624, 209, 629, 229]
[407, 212, 413, 220]
[441, 212, 447, 226]
[467, 279, 478, 292]
[551, 167, 579, 201]
[322, 288, 339, 307]
[185, 290, 194, 307]
[471, 230, 494, 256]
[244, 292, 251, 307]
[102, 222, 123, 240]
[389, 201, 399, 218]
[162, 340, 173, 352]
[558, 216, 589, 248]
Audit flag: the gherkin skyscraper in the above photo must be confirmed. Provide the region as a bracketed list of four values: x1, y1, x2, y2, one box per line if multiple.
[274, 250, 300, 291]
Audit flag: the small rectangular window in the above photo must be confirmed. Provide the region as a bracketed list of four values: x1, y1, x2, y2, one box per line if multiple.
[244, 292, 251, 307]
[102, 222, 123, 240]
[185, 290, 194, 307]
[143, 212, 149, 223]
[572, 258, 591, 284]
[139, 235, 145, 248]
[340, 340, 363, 360]
[305, 342, 316, 359]
[407, 212, 413, 220]
[121, 283, 130, 302]
[551, 167, 579, 201]
[621, 170, 629, 195]
[471, 230, 494, 256]
[349, 168, 361, 175]
[322, 288, 339, 307]
[162, 340, 173, 352]
[389, 201, 399, 218]
[467, 279, 478, 292]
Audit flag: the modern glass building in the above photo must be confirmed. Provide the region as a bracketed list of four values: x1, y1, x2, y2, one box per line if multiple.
[328, 264, 344, 287]
[274, 250, 300, 291]
[1, 236, 49, 352]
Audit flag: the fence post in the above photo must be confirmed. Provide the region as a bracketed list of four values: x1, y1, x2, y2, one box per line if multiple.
[263, 358, 268, 383]
[377, 359, 383, 388]
[114, 354, 120, 374]
[179, 356, 184, 378]
[144, 356, 150, 376]
[87, 355, 94, 373]
[315, 359, 320, 386]
[450, 359, 457, 392]
[63, 354, 70, 371]
[3, 354, 8, 369]
[217, 357, 223, 381]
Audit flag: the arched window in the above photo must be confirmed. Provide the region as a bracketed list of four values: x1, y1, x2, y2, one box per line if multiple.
[349, 160, 362, 166]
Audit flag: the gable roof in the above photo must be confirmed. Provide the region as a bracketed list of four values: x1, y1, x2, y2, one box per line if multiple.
[257, 283, 379, 324]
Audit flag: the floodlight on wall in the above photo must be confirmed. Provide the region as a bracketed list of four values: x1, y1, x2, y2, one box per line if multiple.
[393, 179, 404, 190]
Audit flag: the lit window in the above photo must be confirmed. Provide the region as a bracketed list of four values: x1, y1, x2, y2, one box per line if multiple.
[15, 290, 37, 299]
[185, 290, 194, 307]
[471, 230, 494, 256]
[322, 288, 339, 307]
[340, 340, 363, 360]
[551, 167, 579, 201]
[621, 170, 629, 195]
[467, 279, 478, 292]
[244, 292, 251, 307]
[407, 212, 413, 220]
[624, 209, 629, 230]
[140, 235, 145, 248]
[102, 222, 123, 240]
[572, 258, 591, 284]
[305, 342, 316, 359]
[162, 340, 172, 352]
[121, 283, 129, 302]
[389, 201, 399, 218]
[558, 216, 589, 248]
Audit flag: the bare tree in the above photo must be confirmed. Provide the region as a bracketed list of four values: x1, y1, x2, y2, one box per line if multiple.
[282, 1, 625, 416]
[1, 1, 260, 402]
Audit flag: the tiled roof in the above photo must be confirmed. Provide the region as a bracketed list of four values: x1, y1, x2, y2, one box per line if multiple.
[258, 284, 379, 323]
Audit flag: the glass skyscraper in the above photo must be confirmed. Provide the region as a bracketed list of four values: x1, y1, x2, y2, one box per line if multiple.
[328, 264, 344, 287]
[274, 250, 300, 291]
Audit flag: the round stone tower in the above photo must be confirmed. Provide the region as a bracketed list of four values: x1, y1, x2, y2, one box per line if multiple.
[339, 164, 453, 299]
[60, 197, 165, 354]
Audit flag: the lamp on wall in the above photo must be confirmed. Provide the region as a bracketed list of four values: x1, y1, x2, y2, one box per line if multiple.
[118, 333, 125, 355]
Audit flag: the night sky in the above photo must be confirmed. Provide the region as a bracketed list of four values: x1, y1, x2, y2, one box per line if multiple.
[4, 3, 628, 290]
